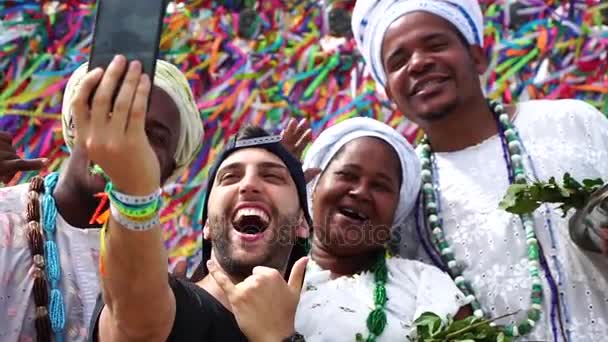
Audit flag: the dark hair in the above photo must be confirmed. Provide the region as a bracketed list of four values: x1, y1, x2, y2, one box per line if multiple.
[189, 124, 310, 283]
[236, 125, 271, 140]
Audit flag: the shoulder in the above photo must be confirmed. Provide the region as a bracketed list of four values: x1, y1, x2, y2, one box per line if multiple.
[387, 256, 443, 276]
[0, 184, 30, 248]
[516, 99, 606, 126]
[168, 276, 245, 341]
[0, 183, 29, 215]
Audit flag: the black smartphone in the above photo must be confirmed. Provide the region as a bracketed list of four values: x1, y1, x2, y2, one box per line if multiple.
[88, 0, 167, 107]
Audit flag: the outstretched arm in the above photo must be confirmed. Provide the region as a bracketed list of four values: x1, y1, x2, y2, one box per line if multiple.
[71, 55, 174, 341]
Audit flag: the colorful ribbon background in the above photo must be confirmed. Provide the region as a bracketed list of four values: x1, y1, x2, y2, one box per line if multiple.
[1, 0, 607, 274]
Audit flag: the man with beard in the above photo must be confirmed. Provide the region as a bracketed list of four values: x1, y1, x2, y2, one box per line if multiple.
[80, 57, 311, 342]
[350, 0, 608, 340]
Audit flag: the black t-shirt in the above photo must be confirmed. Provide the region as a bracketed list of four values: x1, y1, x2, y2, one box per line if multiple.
[88, 276, 247, 342]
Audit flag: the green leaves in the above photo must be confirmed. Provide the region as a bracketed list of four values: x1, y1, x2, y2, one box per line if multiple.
[412, 312, 513, 342]
[499, 173, 604, 216]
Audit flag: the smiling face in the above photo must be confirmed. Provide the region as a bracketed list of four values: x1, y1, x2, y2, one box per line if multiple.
[204, 147, 303, 278]
[312, 137, 401, 257]
[381, 12, 488, 124]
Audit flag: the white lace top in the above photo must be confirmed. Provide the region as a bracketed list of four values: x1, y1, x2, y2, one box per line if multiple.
[0, 183, 101, 341]
[398, 99, 608, 341]
[295, 257, 467, 341]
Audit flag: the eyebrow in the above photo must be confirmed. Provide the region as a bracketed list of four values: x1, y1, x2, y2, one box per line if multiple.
[385, 32, 448, 62]
[217, 160, 288, 173]
[341, 163, 398, 185]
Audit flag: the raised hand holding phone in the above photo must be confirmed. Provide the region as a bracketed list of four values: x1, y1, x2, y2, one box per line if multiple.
[72, 56, 160, 196]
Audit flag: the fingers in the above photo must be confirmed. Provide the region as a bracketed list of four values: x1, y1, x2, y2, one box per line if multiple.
[293, 128, 312, 157]
[0, 131, 12, 143]
[91, 55, 128, 129]
[282, 118, 310, 157]
[293, 118, 310, 140]
[111, 60, 143, 133]
[126, 73, 151, 134]
[71, 67, 105, 137]
[207, 259, 236, 297]
[172, 259, 188, 279]
[0, 140, 16, 154]
[1, 158, 48, 173]
[287, 256, 308, 293]
[303, 168, 322, 183]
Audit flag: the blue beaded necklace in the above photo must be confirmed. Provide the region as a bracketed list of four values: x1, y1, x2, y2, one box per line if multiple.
[417, 101, 543, 338]
[41, 172, 66, 341]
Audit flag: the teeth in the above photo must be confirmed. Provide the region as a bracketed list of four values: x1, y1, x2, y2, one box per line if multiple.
[341, 207, 368, 220]
[235, 208, 269, 224]
[417, 78, 444, 93]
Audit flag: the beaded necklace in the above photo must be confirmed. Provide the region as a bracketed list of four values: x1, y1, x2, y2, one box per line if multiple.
[24, 172, 65, 342]
[417, 100, 543, 338]
[355, 252, 388, 342]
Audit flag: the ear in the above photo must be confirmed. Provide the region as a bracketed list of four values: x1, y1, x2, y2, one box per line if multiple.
[469, 45, 489, 75]
[384, 85, 394, 102]
[203, 222, 211, 240]
[295, 212, 311, 239]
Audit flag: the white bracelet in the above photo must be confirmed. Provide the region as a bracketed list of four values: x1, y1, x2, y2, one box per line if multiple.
[110, 188, 163, 205]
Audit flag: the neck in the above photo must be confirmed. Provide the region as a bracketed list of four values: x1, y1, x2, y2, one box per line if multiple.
[197, 261, 247, 313]
[421, 96, 499, 152]
[52, 170, 102, 230]
[310, 236, 382, 277]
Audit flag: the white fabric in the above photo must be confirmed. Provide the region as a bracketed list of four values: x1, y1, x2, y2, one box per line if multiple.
[351, 0, 484, 87]
[398, 99, 608, 341]
[0, 183, 101, 341]
[302, 117, 421, 230]
[295, 257, 467, 341]
[61, 60, 204, 181]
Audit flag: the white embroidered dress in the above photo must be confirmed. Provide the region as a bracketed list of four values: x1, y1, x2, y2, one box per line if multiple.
[401, 99, 608, 341]
[295, 257, 467, 341]
[0, 183, 101, 341]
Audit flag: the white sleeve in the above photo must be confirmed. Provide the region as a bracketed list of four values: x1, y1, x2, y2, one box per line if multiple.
[413, 262, 468, 322]
[571, 100, 608, 179]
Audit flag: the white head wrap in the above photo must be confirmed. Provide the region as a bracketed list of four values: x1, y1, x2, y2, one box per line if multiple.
[61, 60, 204, 181]
[302, 117, 421, 230]
[351, 0, 484, 87]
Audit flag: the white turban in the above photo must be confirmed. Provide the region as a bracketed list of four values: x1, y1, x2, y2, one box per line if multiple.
[351, 0, 484, 87]
[61, 60, 204, 181]
[302, 117, 421, 230]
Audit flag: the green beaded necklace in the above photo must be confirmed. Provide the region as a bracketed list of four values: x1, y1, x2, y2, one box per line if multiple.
[355, 252, 389, 342]
[417, 100, 543, 338]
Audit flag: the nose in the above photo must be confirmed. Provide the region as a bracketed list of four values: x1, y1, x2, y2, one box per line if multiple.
[348, 180, 372, 202]
[238, 169, 261, 195]
[407, 50, 433, 75]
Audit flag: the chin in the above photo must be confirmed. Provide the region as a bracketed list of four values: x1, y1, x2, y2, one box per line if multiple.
[405, 93, 459, 122]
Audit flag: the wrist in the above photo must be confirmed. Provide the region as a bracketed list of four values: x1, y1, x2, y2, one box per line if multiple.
[282, 332, 305, 342]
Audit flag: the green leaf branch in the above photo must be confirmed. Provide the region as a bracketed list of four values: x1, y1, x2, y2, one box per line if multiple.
[499, 173, 604, 216]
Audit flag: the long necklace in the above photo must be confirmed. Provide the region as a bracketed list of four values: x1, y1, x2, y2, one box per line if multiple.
[355, 252, 389, 342]
[25, 172, 65, 342]
[417, 100, 543, 338]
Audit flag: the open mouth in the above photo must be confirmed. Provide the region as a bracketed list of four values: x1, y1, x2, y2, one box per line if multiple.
[337, 206, 369, 222]
[232, 208, 270, 235]
[411, 76, 449, 96]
